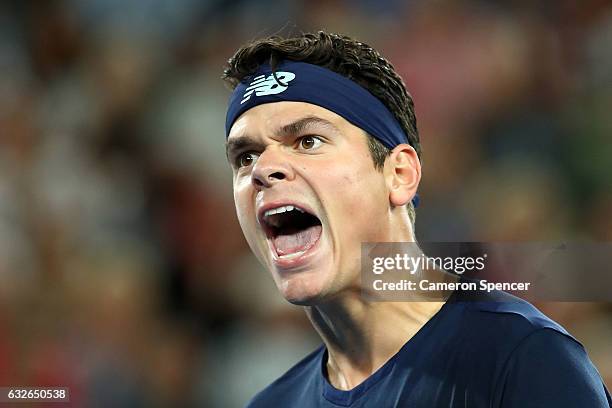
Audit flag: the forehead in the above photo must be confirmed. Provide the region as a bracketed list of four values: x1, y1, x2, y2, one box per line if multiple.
[227, 101, 351, 141]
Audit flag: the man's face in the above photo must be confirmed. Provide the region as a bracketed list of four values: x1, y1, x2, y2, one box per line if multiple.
[227, 102, 391, 304]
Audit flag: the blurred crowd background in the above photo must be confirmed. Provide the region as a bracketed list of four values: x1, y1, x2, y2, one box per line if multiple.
[0, 0, 611, 406]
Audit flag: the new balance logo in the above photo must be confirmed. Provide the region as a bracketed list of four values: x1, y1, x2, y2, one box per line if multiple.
[241, 71, 296, 104]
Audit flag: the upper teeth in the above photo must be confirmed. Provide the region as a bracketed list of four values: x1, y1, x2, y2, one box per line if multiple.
[264, 205, 304, 217]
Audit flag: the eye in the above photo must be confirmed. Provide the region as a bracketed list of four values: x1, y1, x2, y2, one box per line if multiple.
[298, 135, 323, 150]
[236, 152, 259, 168]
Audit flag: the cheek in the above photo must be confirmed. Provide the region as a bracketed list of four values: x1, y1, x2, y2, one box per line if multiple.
[342, 161, 383, 206]
[320, 158, 387, 235]
[233, 178, 256, 235]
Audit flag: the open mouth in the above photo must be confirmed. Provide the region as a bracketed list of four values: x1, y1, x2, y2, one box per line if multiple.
[260, 205, 323, 259]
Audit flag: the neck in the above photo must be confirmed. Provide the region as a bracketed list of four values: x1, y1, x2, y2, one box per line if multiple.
[305, 285, 445, 390]
[304, 211, 450, 390]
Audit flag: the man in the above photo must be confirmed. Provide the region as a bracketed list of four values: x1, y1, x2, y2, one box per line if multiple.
[223, 31, 610, 407]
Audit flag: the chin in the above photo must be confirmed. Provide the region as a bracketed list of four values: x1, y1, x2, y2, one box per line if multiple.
[275, 270, 331, 305]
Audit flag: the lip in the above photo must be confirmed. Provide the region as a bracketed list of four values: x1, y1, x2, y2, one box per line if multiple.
[256, 200, 323, 270]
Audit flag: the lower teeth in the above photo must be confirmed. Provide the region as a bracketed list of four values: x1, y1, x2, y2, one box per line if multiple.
[278, 249, 307, 259]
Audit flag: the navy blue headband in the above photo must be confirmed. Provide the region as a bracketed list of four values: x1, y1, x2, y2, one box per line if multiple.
[225, 60, 419, 207]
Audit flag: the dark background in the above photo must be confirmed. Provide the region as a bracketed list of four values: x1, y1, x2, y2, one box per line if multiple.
[0, 0, 610, 406]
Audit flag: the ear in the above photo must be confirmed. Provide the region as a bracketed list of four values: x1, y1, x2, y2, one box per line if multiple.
[384, 144, 421, 207]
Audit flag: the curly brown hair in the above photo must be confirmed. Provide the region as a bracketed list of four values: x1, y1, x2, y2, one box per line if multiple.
[223, 31, 420, 224]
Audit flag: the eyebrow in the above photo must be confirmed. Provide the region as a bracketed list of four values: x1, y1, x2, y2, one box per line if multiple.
[225, 115, 340, 161]
[225, 136, 264, 162]
[275, 115, 340, 137]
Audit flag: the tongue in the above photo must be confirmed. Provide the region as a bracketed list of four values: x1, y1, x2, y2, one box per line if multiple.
[273, 225, 322, 256]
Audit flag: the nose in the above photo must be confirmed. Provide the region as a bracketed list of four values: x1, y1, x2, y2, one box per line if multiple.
[251, 149, 293, 189]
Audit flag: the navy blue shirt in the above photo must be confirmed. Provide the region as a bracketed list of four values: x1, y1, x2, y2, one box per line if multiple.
[247, 289, 611, 407]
